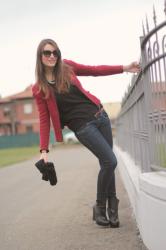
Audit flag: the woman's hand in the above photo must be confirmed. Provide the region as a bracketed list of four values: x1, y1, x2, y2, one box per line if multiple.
[123, 62, 141, 73]
[40, 152, 48, 163]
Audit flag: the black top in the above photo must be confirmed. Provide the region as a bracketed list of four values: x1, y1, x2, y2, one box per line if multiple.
[51, 84, 101, 132]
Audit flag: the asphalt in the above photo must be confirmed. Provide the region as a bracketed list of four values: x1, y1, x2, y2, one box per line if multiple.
[0, 144, 148, 250]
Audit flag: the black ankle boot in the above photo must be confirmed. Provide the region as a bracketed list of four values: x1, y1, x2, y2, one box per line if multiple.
[93, 204, 110, 226]
[107, 196, 120, 228]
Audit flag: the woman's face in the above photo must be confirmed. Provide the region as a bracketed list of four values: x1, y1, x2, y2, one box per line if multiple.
[41, 43, 59, 68]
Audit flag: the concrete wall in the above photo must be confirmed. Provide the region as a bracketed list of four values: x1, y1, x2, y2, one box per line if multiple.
[115, 145, 166, 250]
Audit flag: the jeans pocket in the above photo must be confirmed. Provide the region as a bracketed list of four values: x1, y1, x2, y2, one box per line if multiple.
[75, 123, 89, 136]
[75, 127, 86, 136]
[75, 120, 94, 136]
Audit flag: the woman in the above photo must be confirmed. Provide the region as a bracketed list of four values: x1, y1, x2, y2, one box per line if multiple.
[32, 38, 140, 227]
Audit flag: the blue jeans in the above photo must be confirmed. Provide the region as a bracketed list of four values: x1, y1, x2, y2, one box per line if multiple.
[75, 110, 117, 203]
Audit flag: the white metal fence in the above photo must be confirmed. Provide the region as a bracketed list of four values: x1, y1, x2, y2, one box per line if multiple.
[116, 1, 166, 172]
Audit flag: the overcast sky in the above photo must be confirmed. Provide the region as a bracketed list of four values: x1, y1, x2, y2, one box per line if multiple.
[0, 0, 165, 102]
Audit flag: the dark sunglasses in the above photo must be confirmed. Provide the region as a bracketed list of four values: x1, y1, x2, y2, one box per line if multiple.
[42, 50, 59, 58]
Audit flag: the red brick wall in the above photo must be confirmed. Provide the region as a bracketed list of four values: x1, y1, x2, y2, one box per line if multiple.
[0, 98, 40, 135]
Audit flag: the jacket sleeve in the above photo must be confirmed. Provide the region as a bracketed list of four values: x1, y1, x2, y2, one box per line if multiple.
[63, 59, 123, 76]
[32, 86, 50, 152]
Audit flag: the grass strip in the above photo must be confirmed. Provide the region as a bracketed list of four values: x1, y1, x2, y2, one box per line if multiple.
[0, 146, 39, 168]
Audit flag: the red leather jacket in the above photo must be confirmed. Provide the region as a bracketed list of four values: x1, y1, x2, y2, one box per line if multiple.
[32, 59, 123, 151]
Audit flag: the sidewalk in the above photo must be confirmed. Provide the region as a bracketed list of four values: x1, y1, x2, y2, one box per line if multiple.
[0, 145, 148, 250]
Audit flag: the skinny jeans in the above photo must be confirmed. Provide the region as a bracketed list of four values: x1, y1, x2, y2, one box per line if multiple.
[75, 110, 117, 203]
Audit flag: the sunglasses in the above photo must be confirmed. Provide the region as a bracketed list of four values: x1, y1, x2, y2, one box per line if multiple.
[42, 50, 59, 58]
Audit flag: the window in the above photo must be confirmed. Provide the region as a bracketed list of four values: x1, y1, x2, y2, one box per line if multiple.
[24, 103, 32, 114]
[3, 106, 11, 117]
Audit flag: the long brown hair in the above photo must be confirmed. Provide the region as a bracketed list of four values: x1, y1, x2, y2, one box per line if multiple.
[35, 38, 73, 98]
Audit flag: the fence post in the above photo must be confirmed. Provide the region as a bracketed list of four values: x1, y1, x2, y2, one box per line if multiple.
[140, 36, 153, 172]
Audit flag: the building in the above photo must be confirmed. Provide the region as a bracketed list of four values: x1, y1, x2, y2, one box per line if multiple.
[0, 85, 39, 135]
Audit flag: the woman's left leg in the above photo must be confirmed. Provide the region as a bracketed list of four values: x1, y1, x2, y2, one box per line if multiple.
[75, 116, 117, 204]
[97, 114, 119, 227]
[75, 120, 116, 226]
[75, 110, 119, 226]
[97, 118, 117, 199]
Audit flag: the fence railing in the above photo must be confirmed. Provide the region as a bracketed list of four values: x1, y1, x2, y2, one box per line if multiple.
[116, 1, 166, 172]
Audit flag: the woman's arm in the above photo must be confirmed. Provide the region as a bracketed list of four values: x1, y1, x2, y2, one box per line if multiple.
[64, 59, 140, 76]
[32, 86, 50, 156]
[64, 59, 123, 76]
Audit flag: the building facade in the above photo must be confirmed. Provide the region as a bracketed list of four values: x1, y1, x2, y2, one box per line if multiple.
[0, 85, 39, 135]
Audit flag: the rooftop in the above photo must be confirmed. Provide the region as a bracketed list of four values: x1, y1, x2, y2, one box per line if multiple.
[0, 85, 32, 103]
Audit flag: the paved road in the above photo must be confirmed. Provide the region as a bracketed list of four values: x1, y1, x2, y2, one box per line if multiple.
[0, 144, 147, 250]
